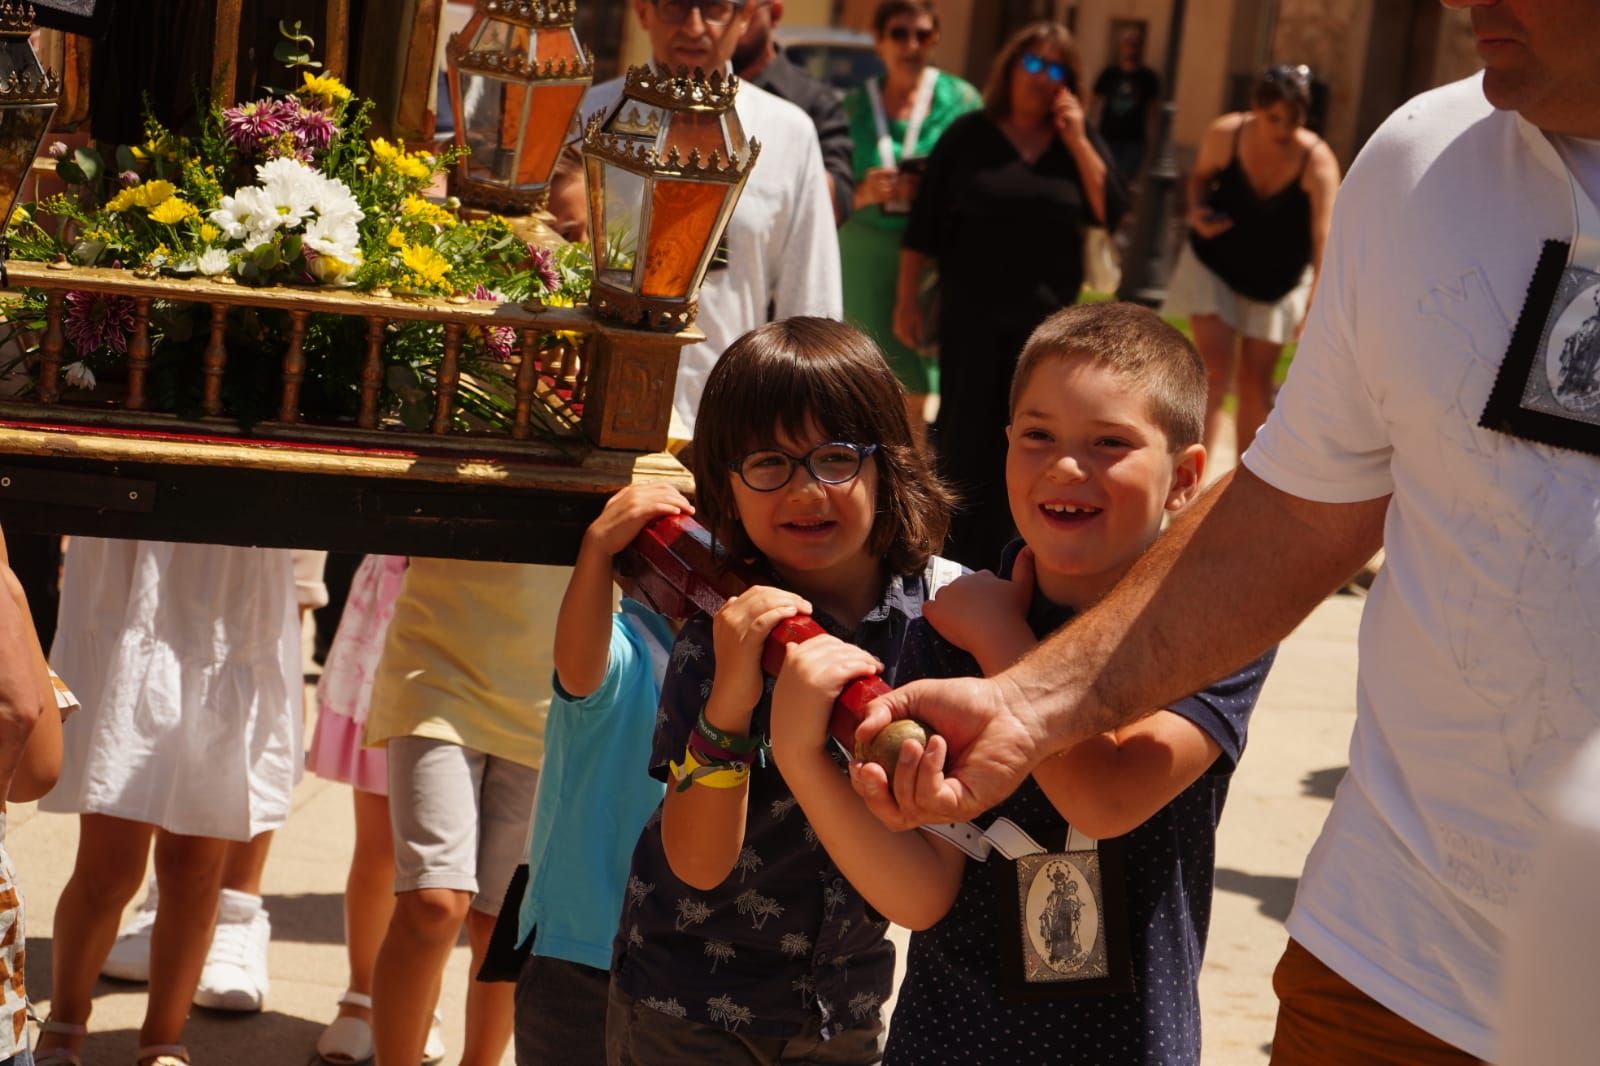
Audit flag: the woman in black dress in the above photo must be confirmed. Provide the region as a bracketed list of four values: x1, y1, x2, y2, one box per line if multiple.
[893, 21, 1125, 569]
[1162, 65, 1341, 461]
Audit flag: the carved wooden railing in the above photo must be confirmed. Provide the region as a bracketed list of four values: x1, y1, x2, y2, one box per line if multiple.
[2, 260, 695, 456]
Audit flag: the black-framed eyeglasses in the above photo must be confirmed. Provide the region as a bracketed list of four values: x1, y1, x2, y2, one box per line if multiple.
[886, 25, 936, 45]
[653, 0, 746, 27]
[1020, 52, 1068, 84]
[728, 442, 880, 493]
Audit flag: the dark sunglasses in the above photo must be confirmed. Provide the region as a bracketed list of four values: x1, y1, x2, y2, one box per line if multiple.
[653, 0, 745, 27]
[886, 25, 936, 45]
[1020, 52, 1068, 83]
[728, 442, 880, 493]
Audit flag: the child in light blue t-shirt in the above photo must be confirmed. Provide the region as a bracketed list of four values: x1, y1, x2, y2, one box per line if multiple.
[511, 482, 691, 1066]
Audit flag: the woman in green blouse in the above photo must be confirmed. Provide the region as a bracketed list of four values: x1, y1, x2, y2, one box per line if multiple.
[841, 0, 981, 443]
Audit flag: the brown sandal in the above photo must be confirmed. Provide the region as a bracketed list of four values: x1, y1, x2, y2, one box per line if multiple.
[33, 1018, 86, 1066]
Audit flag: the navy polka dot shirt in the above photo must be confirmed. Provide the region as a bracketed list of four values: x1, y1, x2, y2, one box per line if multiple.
[886, 545, 1275, 1065]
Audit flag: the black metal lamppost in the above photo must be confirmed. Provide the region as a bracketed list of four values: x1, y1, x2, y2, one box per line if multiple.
[1116, 0, 1186, 306]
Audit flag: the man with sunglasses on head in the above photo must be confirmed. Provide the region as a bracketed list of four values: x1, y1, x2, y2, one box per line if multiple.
[732, 0, 856, 224]
[858, 1, 1600, 1063]
[581, 0, 843, 440]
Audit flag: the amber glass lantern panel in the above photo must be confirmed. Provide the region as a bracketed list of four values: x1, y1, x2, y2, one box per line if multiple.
[658, 110, 729, 159]
[514, 25, 586, 186]
[641, 180, 728, 298]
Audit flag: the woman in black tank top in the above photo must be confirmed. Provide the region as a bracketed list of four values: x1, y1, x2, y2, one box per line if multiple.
[1161, 65, 1342, 463]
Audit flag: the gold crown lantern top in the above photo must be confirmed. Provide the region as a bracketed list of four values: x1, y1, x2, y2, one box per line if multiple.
[480, 0, 578, 28]
[0, 0, 38, 36]
[624, 64, 741, 113]
[0, 2, 59, 103]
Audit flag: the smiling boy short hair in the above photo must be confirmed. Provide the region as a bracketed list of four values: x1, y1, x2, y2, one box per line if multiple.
[1009, 301, 1207, 451]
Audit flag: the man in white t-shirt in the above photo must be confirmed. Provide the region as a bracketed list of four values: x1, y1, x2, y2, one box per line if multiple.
[581, 0, 842, 437]
[850, 1, 1600, 1061]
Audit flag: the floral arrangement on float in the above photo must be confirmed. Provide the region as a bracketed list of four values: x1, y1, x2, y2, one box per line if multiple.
[0, 30, 593, 439]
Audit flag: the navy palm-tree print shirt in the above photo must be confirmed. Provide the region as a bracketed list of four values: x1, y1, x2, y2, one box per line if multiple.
[610, 572, 928, 1040]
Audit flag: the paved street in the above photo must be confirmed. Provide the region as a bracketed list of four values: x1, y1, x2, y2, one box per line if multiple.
[9, 593, 1362, 1065]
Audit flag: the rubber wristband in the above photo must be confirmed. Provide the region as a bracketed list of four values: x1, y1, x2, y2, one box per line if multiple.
[690, 765, 751, 790]
[688, 728, 754, 766]
[669, 746, 751, 792]
[695, 709, 763, 755]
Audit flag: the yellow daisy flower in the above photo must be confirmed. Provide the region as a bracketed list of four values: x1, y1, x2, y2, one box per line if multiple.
[402, 195, 456, 228]
[199, 222, 221, 242]
[387, 226, 406, 248]
[106, 179, 177, 213]
[400, 243, 451, 288]
[370, 138, 400, 164]
[300, 71, 352, 106]
[148, 197, 198, 225]
[393, 153, 432, 181]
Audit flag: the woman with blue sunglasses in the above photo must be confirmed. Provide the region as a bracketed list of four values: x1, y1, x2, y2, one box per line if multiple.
[892, 21, 1127, 570]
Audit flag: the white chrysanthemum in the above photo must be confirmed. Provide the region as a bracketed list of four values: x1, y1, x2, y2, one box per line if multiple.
[302, 214, 362, 261]
[211, 185, 283, 241]
[197, 247, 232, 276]
[313, 177, 363, 228]
[63, 361, 96, 390]
[255, 157, 322, 229]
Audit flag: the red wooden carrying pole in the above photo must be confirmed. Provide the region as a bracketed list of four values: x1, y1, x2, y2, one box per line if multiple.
[620, 513, 886, 753]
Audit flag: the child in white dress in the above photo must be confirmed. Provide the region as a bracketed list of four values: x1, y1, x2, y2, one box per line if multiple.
[36, 539, 302, 1066]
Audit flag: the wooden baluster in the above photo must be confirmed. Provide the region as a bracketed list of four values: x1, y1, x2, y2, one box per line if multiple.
[125, 297, 153, 411]
[36, 290, 64, 403]
[202, 303, 228, 416]
[278, 310, 309, 423]
[359, 315, 385, 429]
[512, 327, 538, 440]
[572, 339, 589, 406]
[432, 322, 462, 434]
[558, 336, 580, 387]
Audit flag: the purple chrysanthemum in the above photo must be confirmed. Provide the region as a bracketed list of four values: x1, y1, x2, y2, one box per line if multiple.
[222, 99, 289, 154]
[118, 170, 140, 187]
[63, 290, 137, 357]
[293, 107, 337, 152]
[483, 326, 516, 362]
[527, 245, 559, 294]
[470, 286, 515, 360]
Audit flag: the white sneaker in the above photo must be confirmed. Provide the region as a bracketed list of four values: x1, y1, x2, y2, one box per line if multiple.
[101, 878, 158, 982]
[193, 889, 271, 1012]
[423, 1011, 446, 1064]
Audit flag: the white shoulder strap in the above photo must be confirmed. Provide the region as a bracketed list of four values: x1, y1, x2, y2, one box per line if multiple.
[923, 554, 965, 596]
[865, 67, 940, 168]
[921, 817, 1097, 861]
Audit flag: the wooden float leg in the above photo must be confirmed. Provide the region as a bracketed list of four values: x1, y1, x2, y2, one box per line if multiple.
[278, 309, 309, 423]
[36, 289, 64, 403]
[432, 321, 462, 434]
[202, 302, 228, 416]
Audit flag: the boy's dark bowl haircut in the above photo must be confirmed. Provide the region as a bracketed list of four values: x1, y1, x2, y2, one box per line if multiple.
[1009, 303, 1207, 450]
[692, 317, 954, 576]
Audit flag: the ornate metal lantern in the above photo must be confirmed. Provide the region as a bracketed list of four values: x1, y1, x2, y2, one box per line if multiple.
[582, 65, 759, 331]
[0, 2, 58, 264]
[445, 0, 592, 214]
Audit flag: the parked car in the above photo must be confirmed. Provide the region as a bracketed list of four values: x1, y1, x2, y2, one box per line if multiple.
[776, 27, 882, 97]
